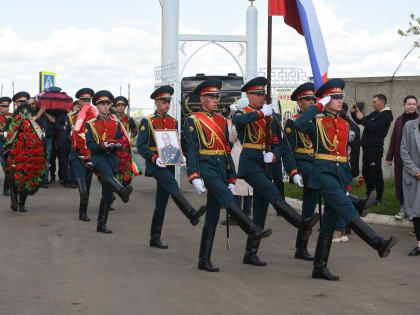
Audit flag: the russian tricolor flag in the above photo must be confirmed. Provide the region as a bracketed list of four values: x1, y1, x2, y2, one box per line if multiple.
[269, 0, 329, 90]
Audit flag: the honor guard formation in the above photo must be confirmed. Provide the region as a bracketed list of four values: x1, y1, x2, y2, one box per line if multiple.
[1, 77, 401, 281]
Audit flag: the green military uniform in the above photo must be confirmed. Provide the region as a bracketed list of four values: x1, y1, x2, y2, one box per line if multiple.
[85, 90, 133, 234]
[137, 85, 205, 250]
[65, 88, 96, 222]
[233, 77, 319, 267]
[295, 78, 397, 281]
[285, 82, 318, 261]
[183, 78, 271, 272]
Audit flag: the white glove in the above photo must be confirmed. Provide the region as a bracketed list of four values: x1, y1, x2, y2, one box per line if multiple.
[318, 96, 331, 106]
[230, 104, 238, 111]
[114, 142, 122, 148]
[292, 174, 304, 188]
[86, 162, 93, 167]
[228, 183, 235, 192]
[346, 191, 350, 196]
[156, 157, 166, 168]
[182, 156, 187, 166]
[263, 151, 274, 163]
[261, 104, 273, 117]
[192, 178, 206, 194]
[103, 141, 113, 148]
[3, 131, 7, 138]
[78, 155, 85, 159]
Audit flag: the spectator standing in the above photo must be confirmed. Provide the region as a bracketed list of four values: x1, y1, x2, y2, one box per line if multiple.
[351, 94, 393, 205]
[342, 103, 361, 177]
[400, 117, 420, 256]
[386, 95, 418, 219]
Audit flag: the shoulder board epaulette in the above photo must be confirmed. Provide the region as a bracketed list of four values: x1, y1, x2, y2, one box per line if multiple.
[315, 113, 325, 118]
[146, 113, 155, 119]
[87, 118, 96, 124]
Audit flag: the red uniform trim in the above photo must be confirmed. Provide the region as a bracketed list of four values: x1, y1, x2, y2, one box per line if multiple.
[315, 102, 324, 112]
[288, 169, 298, 177]
[228, 177, 236, 184]
[150, 115, 177, 129]
[151, 153, 158, 164]
[188, 172, 200, 182]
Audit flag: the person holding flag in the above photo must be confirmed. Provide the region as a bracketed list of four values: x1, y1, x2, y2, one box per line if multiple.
[295, 79, 397, 281]
[232, 77, 319, 267]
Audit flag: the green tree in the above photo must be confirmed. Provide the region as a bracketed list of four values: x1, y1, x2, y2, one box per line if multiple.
[398, 14, 420, 49]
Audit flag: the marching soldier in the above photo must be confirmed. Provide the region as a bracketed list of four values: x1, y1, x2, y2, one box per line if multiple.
[232, 77, 319, 267]
[137, 85, 205, 249]
[85, 90, 133, 233]
[183, 78, 272, 272]
[66, 88, 97, 221]
[294, 78, 397, 281]
[286, 82, 377, 260]
[0, 96, 12, 196]
[114, 96, 138, 138]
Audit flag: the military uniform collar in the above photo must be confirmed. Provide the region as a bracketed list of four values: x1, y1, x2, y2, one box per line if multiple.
[248, 105, 261, 111]
[155, 110, 170, 118]
[322, 110, 339, 118]
[200, 109, 214, 117]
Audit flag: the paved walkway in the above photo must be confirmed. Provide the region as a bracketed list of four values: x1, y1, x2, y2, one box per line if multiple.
[0, 156, 418, 315]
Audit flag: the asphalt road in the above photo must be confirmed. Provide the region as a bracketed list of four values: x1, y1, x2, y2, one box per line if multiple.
[0, 157, 418, 315]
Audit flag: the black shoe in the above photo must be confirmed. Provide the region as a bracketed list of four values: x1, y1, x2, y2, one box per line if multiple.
[11, 204, 18, 212]
[408, 247, 420, 256]
[198, 227, 219, 272]
[295, 227, 313, 261]
[170, 191, 205, 226]
[243, 236, 266, 266]
[97, 199, 112, 233]
[374, 200, 381, 206]
[312, 233, 340, 281]
[349, 216, 397, 258]
[150, 209, 168, 249]
[349, 191, 376, 217]
[40, 182, 49, 188]
[150, 238, 168, 249]
[104, 177, 132, 203]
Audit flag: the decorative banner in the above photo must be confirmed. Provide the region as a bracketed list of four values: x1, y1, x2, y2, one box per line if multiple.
[39, 72, 56, 92]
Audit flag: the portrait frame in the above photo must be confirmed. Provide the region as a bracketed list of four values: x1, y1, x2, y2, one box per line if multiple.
[153, 129, 184, 166]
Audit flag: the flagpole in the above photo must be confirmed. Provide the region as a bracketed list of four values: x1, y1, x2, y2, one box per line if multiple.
[265, 15, 273, 173]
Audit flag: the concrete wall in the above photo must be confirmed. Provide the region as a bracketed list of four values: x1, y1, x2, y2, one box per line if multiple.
[342, 76, 420, 178]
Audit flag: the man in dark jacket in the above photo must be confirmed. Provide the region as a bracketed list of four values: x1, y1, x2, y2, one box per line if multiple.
[342, 103, 361, 177]
[351, 94, 393, 204]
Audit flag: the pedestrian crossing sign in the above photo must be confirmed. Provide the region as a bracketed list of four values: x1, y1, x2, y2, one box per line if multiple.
[39, 72, 56, 92]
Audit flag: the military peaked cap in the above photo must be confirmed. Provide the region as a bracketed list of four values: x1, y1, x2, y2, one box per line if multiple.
[194, 78, 222, 96]
[241, 77, 267, 94]
[93, 90, 114, 105]
[150, 85, 174, 101]
[291, 82, 315, 101]
[75, 88, 95, 99]
[12, 91, 30, 102]
[315, 78, 345, 98]
[0, 96, 12, 105]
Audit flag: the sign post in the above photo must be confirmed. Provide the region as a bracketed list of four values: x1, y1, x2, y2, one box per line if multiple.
[39, 72, 56, 92]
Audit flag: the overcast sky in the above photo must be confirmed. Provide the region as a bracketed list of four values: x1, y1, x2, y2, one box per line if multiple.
[0, 0, 419, 108]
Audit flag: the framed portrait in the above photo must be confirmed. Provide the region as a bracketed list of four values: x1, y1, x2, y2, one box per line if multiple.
[153, 129, 184, 166]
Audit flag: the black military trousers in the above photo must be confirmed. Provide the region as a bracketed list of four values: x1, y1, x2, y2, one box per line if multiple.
[70, 159, 93, 193]
[243, 171, 283, 226]
[362, 148, 384, 201]
[203, 177, 236, 228]
[151, 167, 179, 213]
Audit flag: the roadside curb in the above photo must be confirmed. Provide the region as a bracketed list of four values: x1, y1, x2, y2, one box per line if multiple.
[285, 197, 412, 228]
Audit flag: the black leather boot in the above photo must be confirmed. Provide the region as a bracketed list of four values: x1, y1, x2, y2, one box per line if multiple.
[104, 177, 132, 203]
[273, 199, 319, 239]
[349, 216, 397, 258]
[9, 182, 18, 211]
[109, 194, 116, 211]
[77, 179, 90, 221]
[18, 194, 27, 212]
[171, 190, 206, 226]
[227, 203, 272, 241]
[243, 224, 266, 266]
[198, 227, 219, 272]
[150, 209, 168, 249]
[3, 177, 10, 196]
[97, 199, 112, 233]
[312, 233, 340, 281]
[295, 230, 313, 261]
[348, 191, 376, 217]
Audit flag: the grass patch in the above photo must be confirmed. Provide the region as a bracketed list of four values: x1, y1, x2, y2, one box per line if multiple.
[284, 178, 401, 216]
